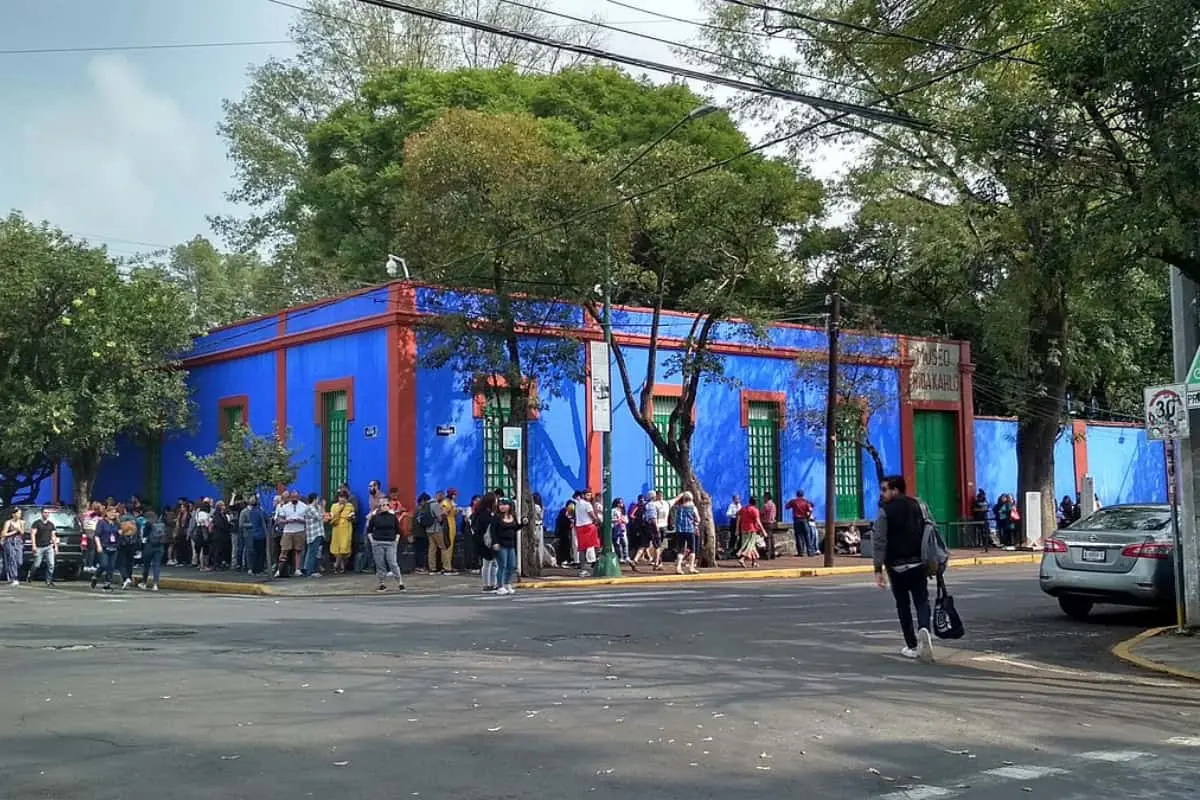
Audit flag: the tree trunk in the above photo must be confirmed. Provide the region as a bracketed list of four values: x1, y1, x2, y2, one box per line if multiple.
[1016, 412, 1058, 547]
[69, 449, 99, 510]
[861, 436, 886, 487]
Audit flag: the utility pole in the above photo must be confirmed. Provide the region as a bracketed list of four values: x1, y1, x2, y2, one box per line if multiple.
[823, 284, 841, 568]
[1169, 267, 1200, 626]
[593, 240, 621, 577]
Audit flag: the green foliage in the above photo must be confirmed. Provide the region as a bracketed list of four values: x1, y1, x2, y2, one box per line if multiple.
[0, 213, 195, 506]
[187, 424, 304, 501]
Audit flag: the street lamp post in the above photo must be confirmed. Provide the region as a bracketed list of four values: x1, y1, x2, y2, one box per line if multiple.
[592, 104, 719, 579]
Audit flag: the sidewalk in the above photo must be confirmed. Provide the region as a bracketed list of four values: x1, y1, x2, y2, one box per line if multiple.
[1113, 626, 1200, 681]
[148, 547, 1038, 596]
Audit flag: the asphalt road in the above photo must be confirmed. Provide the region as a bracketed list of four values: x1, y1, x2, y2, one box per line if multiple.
[2, 565, 1199, 800]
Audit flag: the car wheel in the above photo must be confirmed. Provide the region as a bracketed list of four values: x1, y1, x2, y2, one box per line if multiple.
[1059, 595, 1093, 621]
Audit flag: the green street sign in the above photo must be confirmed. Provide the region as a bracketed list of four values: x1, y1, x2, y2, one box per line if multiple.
[1189, 346, 1200, 386]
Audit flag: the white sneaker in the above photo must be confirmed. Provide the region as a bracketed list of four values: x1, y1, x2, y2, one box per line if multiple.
[900, 646, 919, 659]
[501, 586, 514, 595]
[122, 579, 131, 590]
[578, 570, 590, 578]
[9, 580, 18, 587]
[916, 628, 935, 663]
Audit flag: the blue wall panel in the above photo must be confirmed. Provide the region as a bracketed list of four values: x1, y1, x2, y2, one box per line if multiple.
[286, 288, 391, 335]
[1085, 424, 1167, 505]
[187, 316, 278, 359]
[974, 418, 1017, 500]
[1053, 429, 1077, 503]
[285, 329, 390, 500]
[93, 436, 146, 504]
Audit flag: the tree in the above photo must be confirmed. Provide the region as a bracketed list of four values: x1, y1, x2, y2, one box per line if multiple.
[693, 0, 1172, 539]
[215, 0, 601, 256]
[187, 423, 304, 501]
[401, 109, 616, 574]
[0, 214, 196, 509]
[580, 143, 823, 566]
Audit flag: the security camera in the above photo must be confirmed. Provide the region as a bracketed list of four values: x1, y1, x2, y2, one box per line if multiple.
[385, 254, 410, 279]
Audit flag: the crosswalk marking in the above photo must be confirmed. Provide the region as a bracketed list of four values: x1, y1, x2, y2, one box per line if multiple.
[1078, 750, 1149, 762]
[1165, 736, 1200, 746]
[983, 765, 1067, 780]
[880, 786, 956, 800]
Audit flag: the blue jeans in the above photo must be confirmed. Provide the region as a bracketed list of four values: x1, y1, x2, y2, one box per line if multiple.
[30, 545, 55, 583]
[303, 537, 324, 576]
[496, 546, 516, 588]
[142, 547, 163, 585]
[805, 521, 819, 555]
[95, 550, 117, 586]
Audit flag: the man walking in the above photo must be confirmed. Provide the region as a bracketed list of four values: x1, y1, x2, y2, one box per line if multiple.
[28, 508, 58, 587]
[873, 475, 934, 663]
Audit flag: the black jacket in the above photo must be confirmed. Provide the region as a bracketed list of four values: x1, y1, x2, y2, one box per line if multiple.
[491, 516, 522, 549]
[472, 509, 495, 560]
[873, 495, 924, 572]
[368, 510, 401, 542]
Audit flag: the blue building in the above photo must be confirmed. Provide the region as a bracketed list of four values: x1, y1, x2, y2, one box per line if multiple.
[33, 281, 1164, 527]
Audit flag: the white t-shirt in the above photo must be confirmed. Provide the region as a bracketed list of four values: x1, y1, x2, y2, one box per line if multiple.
[654, 500, 669, 530]
[575, 499, 597, 527]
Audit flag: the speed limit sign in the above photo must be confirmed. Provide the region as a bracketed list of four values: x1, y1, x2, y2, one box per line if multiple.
[1145, 384, 1190, 441]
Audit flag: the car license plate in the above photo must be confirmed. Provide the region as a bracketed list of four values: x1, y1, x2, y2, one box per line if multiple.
[1082, 548, 1107, 563]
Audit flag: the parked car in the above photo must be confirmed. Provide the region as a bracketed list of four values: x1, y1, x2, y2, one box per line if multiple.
[1039, 503, 1174, 620]
[2, 505, 84, 581]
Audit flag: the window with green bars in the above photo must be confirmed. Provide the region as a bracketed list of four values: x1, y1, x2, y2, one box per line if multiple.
[651, 396, 683, 498]
[322, 390, 349, 502]
[834, 421, 863, 520]
[482, 394, 516, 496]
[144, 437, 162, 509]
[746, 401, 780, 505]
[221, 405, 244, 441]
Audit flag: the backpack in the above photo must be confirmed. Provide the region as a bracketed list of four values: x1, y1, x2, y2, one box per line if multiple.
[917, 499, 950, 576]
[415, 502, 437, 531]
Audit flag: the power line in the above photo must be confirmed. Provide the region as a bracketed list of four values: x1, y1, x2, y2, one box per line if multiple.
[0, 40, 294, 57]
[605, 0, 886, 46]
[716, 0, 1039, 66]
[352, 0, 938, 131]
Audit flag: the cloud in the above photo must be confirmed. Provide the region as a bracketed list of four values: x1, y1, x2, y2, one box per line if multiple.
[20, 55, 201, 243]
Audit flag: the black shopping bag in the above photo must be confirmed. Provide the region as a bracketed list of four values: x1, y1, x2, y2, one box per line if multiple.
[933, 572, 965, 640]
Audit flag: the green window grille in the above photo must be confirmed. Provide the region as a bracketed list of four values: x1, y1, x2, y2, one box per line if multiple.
[144, 437, 162, 509]
[834, 421, 863, 520]
[651, 396, 683, 498]
[222, 405, 244, 440]
[747, 401, 780, 505]
[483, 394, 516, 497]
[322, 391, 349, 502]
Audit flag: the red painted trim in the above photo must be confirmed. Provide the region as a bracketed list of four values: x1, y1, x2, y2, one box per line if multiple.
[739, 390, 787, 428]
[585, 345, 601, 492]
[470, 376, 541, 420]
[958, 341, 976, 518]
[974, 414, 1018, 422]
[640, 383, 698, 422]
[274, 314, 288, 442]
[388, 284, 418, 506]
[314, 378, 356, 424]
[217, 395, 250, 438]
[909, 399, 961, 412]
[1072, 419, 1089, 495]
[899, 340, 916, 491]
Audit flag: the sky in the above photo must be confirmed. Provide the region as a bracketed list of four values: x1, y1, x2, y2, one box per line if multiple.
[0, 0, 841, 258]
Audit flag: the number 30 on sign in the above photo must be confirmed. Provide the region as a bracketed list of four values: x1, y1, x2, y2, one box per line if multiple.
[1144, 384, 1190, 441]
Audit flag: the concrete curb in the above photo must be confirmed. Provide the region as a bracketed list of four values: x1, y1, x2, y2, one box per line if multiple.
[153, 577, 276, 596]
[1111, 626, 1200, 682]
[519, 553, 1040, 589]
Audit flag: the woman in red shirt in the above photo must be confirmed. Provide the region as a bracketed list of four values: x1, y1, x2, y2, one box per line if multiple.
[735, 498, 766, 568]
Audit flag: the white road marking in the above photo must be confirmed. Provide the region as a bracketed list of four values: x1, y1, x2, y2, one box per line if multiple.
[983, 765, 1067, 780]
[1077, 750, 1149, 762]
[1165, 736, 1200, 747]
[880, 786, 957, 800]
[671, 607, 752, 614]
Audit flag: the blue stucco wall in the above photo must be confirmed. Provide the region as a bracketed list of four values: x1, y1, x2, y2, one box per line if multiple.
[1084, 424, 1167, 505]
[286, 288, 391, 335]
[973, 418, 1165, 505]
[284, 329, 391, 497]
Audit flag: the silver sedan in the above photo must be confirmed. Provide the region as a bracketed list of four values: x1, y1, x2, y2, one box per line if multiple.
[1039, 504, 1175, 620]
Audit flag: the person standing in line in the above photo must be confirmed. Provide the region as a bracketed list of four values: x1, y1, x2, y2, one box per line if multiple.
[91, 508, 121, 591]
[724, 494, 743, 558]
[274, 490, 307, 578]
[553, 499, 574, 569]
[442, 488, 459, 568]
[139, 510, 166, 591]
[302, 493, 326, 578]
[873, 475, 935, 663]
[670, 492, 700, 575]
[2, 508, 24, 585]
[366, 499, 405, 593]
[473, 494, 498, 592]
[784, 491, 814, 557]
[489, 497, 525, 596]
[27, 508, 58, 587]
[573, 490, 601, 578]
[611, 498, 630, 565]
[81, 502, 101, 574]
[735, 497, 766, 568]
[117, 514, 139, 589]
[652, 490, 670, 564]
[762, 492, 778, 529]
[429, 490, 455, 575]
[328, 489, 355, 574]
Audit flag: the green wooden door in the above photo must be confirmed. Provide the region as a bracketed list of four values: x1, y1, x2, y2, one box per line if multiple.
[747, 402, 779, 504]
[322, 391, 349, 502]
[913, 410, 959, 543]
[834, 424, 863, 521]
[652, 396, 682, 498]
[482, 395, 515, 496]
